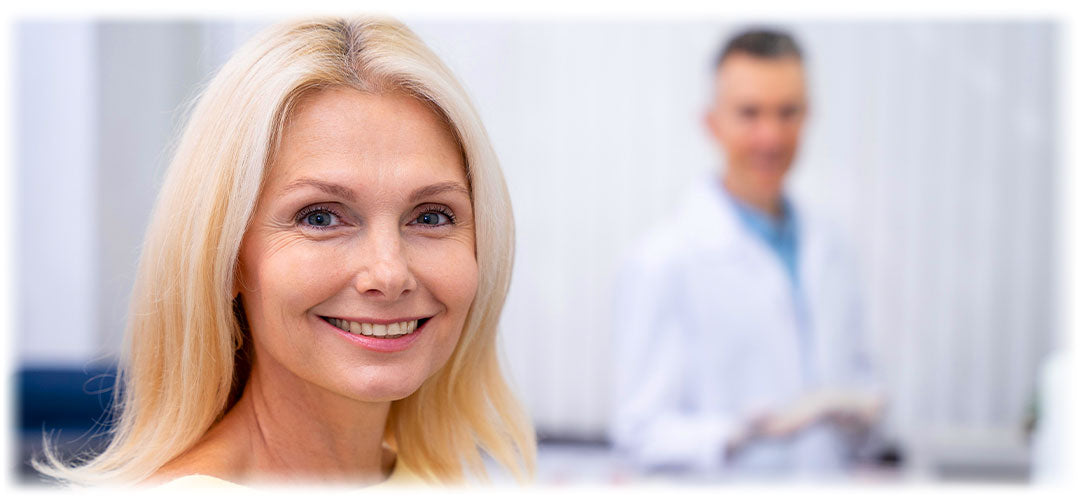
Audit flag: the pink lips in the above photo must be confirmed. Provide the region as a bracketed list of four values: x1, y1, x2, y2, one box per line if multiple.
[322, 317, 426, 353]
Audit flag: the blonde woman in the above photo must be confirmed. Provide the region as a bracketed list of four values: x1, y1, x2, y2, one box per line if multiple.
[34, 17, 535, 487]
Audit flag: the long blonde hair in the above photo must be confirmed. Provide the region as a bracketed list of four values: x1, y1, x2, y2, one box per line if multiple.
[34, 17, 535, 485]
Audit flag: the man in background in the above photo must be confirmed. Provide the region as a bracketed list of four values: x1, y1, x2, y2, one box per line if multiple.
[610, 29, 883, 478]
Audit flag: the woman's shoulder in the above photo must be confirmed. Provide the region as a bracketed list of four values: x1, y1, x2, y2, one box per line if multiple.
[149, 456, 421, 489]
[144, 425, 251, 487]
[154, 474, 248, 489]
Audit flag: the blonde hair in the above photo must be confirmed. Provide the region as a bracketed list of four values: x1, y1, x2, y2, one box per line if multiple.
[34, 17, 535, 485]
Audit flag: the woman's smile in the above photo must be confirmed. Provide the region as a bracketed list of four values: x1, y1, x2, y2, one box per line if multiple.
[321, 316, 430, 339]
[319, 315, 434, 353]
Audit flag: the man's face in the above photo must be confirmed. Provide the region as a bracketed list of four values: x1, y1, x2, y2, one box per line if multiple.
[706, 53, 807, 199]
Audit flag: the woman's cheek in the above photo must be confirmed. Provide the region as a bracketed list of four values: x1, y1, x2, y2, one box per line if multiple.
[410, 238, 479, 305]
[454, 255, 480, 305]
[271, 236, 349, 278]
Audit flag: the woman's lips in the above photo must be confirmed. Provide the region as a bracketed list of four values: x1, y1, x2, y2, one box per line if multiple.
[322, 316, 427, 339]
[319, 316, 429, 353]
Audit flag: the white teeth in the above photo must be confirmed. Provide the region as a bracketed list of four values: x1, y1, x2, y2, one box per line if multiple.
[326, 317, 423, 339]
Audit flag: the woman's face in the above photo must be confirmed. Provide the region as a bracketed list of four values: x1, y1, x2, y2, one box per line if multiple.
[237, 88, 478, 403]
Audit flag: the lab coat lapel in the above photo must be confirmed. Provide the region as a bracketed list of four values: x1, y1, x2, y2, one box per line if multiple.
[794, 199, 826, 386]
[698, 181, 799, 316]
[679, 180, 809, 400]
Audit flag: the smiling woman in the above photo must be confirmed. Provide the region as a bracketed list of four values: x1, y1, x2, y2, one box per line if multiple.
[236, 89, 481, 412]
[33, 17, 534, 486]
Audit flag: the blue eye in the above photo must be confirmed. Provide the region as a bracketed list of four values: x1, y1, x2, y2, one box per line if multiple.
[299, 208, 339, 228]
[414, 210, 452, 226]
[307, 212, 331, 226]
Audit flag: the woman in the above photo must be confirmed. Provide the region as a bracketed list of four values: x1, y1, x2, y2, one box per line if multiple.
[34, 17, 535, 486]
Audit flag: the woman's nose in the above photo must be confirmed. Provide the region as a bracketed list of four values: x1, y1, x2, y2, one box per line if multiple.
[354, 227, 416, 300]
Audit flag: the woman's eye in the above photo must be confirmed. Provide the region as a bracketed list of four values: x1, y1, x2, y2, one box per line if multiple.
[301, 209, 338, 228]
[414, 211, 452, 226]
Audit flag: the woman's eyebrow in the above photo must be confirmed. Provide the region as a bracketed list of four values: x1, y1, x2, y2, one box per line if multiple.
[281, 178, 358, 201]
[409, 181, 470, 202]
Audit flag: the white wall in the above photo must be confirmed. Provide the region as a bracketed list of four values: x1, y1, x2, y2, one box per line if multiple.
[15, 20, 1059, 454]
[16, 22, 100, 365]
[16, 21, 268, 365]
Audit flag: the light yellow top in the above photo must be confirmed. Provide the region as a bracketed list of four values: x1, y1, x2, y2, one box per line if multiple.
[157, 458, 421, 489]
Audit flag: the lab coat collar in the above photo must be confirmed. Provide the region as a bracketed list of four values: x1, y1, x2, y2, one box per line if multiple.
[674, 175, 808, 253]
[670, 176, 743, 251]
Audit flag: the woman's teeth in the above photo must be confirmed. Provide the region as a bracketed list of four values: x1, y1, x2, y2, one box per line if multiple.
[326, 317, 419, 339]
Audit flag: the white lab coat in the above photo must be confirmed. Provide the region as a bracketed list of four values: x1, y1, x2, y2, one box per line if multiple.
[610, 178, 879, 478]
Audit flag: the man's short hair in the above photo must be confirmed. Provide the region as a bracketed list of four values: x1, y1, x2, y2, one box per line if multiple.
[714, 28, 803, 68]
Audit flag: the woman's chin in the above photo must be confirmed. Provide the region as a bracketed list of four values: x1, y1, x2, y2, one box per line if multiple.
[336, 373, 427, 403]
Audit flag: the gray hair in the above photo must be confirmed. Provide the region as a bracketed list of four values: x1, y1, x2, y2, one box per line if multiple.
[714, 28, 803, 68]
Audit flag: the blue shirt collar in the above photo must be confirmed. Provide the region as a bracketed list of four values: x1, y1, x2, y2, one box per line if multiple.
[716, 180, 796, 239]
[715, 179, 801, 287]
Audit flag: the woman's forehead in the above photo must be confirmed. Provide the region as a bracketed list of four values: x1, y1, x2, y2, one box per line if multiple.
[267, 88, 468, 195]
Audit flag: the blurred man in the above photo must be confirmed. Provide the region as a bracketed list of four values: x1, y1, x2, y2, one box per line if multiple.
[610, 29, 883, 478]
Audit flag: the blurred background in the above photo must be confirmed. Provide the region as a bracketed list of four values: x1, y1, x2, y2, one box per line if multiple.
[13, 19, 1065, 485]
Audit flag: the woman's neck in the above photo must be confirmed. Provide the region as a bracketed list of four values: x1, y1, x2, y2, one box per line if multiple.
[231, 358, 395, 484]
[155, 357, 396, 486]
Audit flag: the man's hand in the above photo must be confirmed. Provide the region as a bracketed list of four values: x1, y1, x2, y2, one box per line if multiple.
[742, 390, 883, 441]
